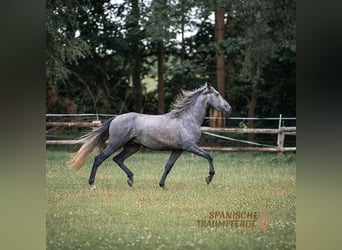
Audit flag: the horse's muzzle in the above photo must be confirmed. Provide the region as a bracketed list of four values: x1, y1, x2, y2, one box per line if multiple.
[223, 105, 232, 116]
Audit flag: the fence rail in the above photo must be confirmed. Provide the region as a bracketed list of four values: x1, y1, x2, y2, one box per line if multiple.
[46, 116, 296, 152]
[201, 146, 296, 152]
[200, 126, 296, 134]
[46, 121, 102, 128]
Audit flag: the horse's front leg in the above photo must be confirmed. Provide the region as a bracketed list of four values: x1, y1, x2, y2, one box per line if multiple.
[159, 150, 182, 189]
[183, 143, 215, 185]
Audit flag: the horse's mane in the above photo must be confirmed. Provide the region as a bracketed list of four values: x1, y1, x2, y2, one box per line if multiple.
[169, 85, 206, 117]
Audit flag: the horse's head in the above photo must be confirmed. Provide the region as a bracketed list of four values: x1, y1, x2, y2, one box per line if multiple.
[204, 82, 232, 115]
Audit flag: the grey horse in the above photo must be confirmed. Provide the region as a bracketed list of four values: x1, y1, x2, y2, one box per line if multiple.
[69, 82, 232, 189]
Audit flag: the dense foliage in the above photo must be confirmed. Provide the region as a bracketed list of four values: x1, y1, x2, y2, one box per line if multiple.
[46, 0, 295, 118]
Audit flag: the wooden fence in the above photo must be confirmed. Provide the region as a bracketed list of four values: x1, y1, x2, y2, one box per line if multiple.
[46, 120, 296, 152]
[200, 126, 296, 152]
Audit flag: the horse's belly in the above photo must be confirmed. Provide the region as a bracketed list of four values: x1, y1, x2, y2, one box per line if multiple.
[134, 129, 180, 150]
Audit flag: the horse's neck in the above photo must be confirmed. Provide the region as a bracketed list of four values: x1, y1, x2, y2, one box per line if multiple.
[182, 95, 208, 126]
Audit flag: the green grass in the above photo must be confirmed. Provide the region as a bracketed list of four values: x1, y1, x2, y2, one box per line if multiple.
[46, 149, 296, 249]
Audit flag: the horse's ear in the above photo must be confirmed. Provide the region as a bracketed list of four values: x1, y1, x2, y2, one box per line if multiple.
[205, 82, 211, 90]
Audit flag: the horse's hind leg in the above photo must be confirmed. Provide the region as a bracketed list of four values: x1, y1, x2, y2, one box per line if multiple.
[113, 143, 140, 187]
[89, 145, 118, 189]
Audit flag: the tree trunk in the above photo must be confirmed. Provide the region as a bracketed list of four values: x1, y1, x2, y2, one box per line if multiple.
[210, 8, 225, 128]
[247, 95, 257, 142]
[132, 51, 142, 113]
[216, 9, 225, 96]
[157, 40, 165, 114]
[179, 2, 185, 89]
[131, 0, 143, 113]
[225, 15, 235, 89]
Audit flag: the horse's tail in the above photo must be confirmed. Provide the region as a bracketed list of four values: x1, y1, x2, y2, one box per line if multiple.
[68, 117, 114, 171]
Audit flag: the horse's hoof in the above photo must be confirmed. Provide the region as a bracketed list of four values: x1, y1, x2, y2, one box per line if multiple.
[205, 176, 212, 185]
[90, 184, 96, 190]
[159, 182, 168, 190]
[127, 179, 134, 187]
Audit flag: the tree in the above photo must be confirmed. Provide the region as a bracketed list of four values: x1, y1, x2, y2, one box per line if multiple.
[46, 1, 134, 114]
[210, 7, 226, 128]
[145, 0, 174, 114]
[46, 1, 90, 85]
[46, 0, 296, 126]
[127, 0, 143, 113]
[227, 0, 296, 140]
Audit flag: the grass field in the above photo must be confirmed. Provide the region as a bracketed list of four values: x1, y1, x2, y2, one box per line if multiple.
[46, 148, 296, 249]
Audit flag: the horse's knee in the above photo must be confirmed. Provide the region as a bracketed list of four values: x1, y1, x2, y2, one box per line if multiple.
[94, 154, 106, 166]
[94, 156, 101, 165]
[207, 153, 213, 162]
[113, 156, 121, 165]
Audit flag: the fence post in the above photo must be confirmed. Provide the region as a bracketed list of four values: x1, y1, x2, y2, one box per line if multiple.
[92, 120, 102, 131]
[276, 114, 283, 153]
[277, 127, 285, 152]
[278, 114, 282, 129]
